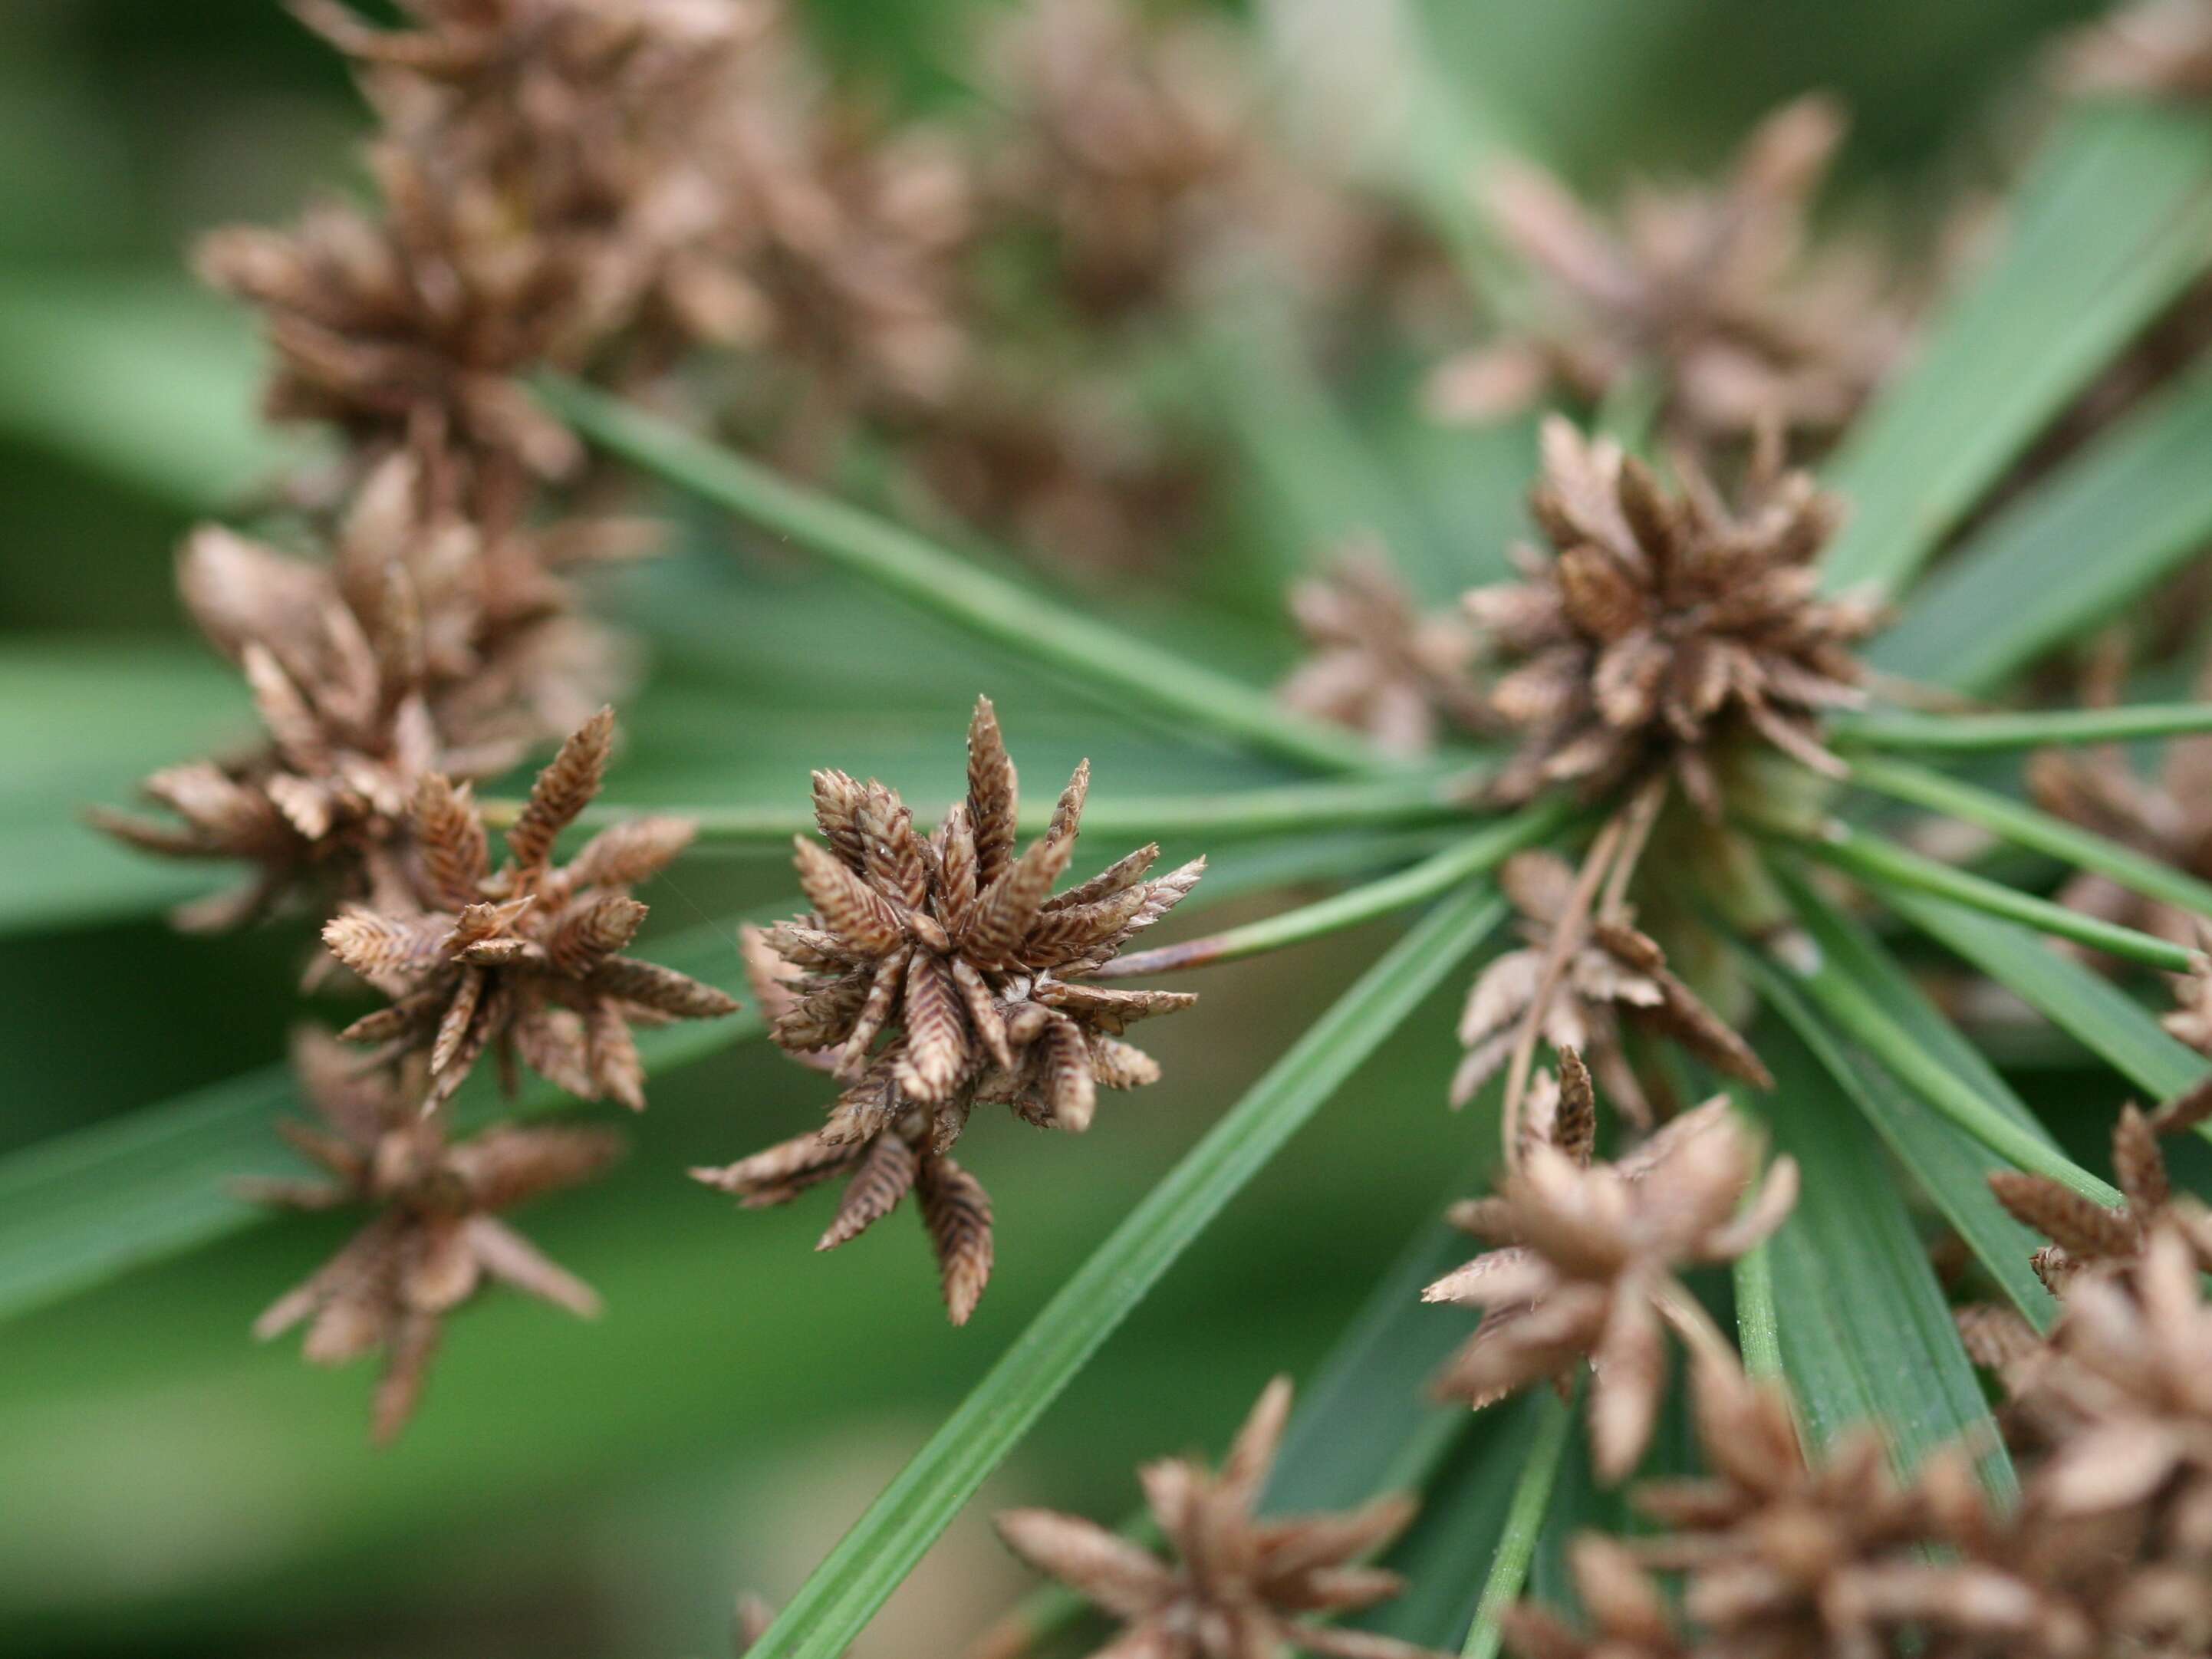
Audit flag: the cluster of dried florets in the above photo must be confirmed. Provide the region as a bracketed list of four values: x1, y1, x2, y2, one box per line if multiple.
[1429, 96, 1906, 456]
[995, 1376, 1452, 1659]
[1507, 1084, 2212, 1657]
[695, 697, 1204, 1324]
[1426, 1055, 1797, 1481]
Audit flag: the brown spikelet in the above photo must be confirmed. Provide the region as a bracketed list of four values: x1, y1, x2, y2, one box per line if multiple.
[415, 774, 490, 910]
[1988, 1172, 2140, 1263]
[795, 837, 907, 956]
[917, 1153, 992, 1325]
[587, 956, 741, 1020]
[966, 696, 1019, 887]
[507, 706, 614, 873]
[897, 953, 969, 1104]
[811, 769, 870, 870]
[967, 834, 1074, 969]
[818, 1134, 920, 1249]
[547, 894, 647, 974]
[2113, 1104, 2170, 1216]
[565, 817, 696, 890]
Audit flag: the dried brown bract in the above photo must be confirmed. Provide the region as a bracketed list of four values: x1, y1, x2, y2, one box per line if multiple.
[1455, 850, 1773, 1120]
[322, 708, 737, 1111]
[983, 0, 1260, 324]
[1628, 1356, 1939, 1657]
[1279, 547, 1488, 755]
[693, 696, 1203, 1323]
[1426, 1085, 1797, 1480]
[1466, 418, 1881, 815]
[2168, 936, 2212, 1054]
[994, 1376, 1449, 1659]
[1987, 1076, 2212, 1295]
[2062, 0, 2212, 100]
[1501, 1536, 1693, 1659]
[1428, 96, 1903, 449]
[245, 1026, 621, 1442]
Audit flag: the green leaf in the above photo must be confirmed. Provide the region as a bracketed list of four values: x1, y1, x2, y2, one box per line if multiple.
[1733, 1240, 1783, 1379]
[0, 273, 300, 509]
[1819, 104, 2212, 600]
[1794, 819, 2197, 972]
[1835, 702, 2212, 752]
[1848, 755, 2212, 924]
[1730, 922, 2056, 1328]
[535, 374, 1390, 775]
[741, 884, 1509, 1659]
[1872, 363, 2212, 691]
[1763, 860, 2120, 1206]
[1459, 1388, 1576, 1659]
[0, 917, 762, 1325]
[1881, 889, 2209, 1103]
[1748, 1019, 2017, 1496]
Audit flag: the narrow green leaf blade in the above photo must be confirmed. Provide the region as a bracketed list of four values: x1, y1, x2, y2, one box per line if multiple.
[1749, 1022, 2018, 1496]
[1820, 104, 2212, 599]
[743, 886, 1509, 1659]
[1882, 889, 2209, 1101]
[1460, 1389, 1576, 1659]
[1873, 363, 2212, 690]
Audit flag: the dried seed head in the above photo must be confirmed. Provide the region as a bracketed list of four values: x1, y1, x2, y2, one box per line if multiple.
[321, 709, 737, 1111]
[1427, 1097, 1796, 1480]
[1427, 95, 1904, 449]
[245, 1028, 620, 1442]
[993, 1378, 1450, 1659]
[696, 696, 1202, 1323]
[1279, 544, 1489, 755]
[1466, 419, 1880, 815]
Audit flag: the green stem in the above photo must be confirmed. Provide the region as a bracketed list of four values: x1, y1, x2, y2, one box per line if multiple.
[1094, 798, 1575, 978]
[534, 373, 1388, 776]
[1733, 1242, 1783, 1381]
[1460, 1387, 1575, 1659]
[742, 886, 1510, 1659]
[481, 771, 1485, 848]
[1848, 754, 2212, 924]
[1767, 915, 2121, 1206]
[1789, 819, 2197, 973]
[1835, 702, 2212, 752]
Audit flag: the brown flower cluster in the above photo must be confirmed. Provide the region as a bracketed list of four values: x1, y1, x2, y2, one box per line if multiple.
[245, 1027, 624, 1443]
[1454, 852, 1772, 1121]
[694, 697, 1203, 1323]
[995, 1376, 1450, 1659]
[2062, 0, 2212, 99]
[1467, 419, 1881, 814]
[1426, 1060, 1797, 1480]
[1511, 1086, 2212, 1657]
[232, 709, 734, 1440]
[1429, 96, 1904, 453]
[1279, 548, 1489, 756]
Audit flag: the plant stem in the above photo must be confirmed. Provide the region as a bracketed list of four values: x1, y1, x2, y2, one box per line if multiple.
[1763, 914, 2121, 1206]
[1460, 1387, 1575, 1659]
[1835, 702, 2212, 752]
[478, 771, 1485, 847]
[739, 886, 1509, 1659]
[1093, 798, 1572, 978]
[1789, 819, 2197, 973]
[534, 372, 1389, 776]
[1847, 754, 2212, 923]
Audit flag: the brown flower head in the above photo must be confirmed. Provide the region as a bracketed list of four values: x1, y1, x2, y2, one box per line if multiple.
[983, 0, 1260, 324]
[322, 708, 739, 1111]
[1987, 1077, 2212, 1295]
[1278, 548, 1489, 756]
[1629, 1356, 1934, 1657]
[245, 1025, 621, 1441]
[994, 1376, 1449, 1659]
[1454, 850, 1773, 1121]
[2063, 0, 2212, 99]
[1500, 1536, 1694, 1659]
[1428, 97, 1902, 448]
[1466, 418, 1881, 815]
[1426, 1079, 1798, 1480]
[692, 696, 1203, 1322]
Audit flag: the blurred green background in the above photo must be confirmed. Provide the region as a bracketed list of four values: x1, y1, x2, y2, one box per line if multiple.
[0, 1, 2109, 1654]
